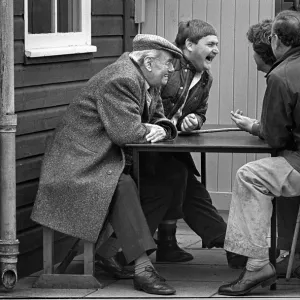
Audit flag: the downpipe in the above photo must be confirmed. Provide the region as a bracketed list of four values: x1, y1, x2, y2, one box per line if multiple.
[0, 0, 19, 289]
[0, 116, 19, 289]
[0, 241, 19, 289]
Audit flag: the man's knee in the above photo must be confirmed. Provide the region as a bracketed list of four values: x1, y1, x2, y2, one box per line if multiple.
[236, 163, 253, 182]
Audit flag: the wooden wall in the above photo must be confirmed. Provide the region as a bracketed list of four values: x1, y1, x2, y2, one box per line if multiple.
[141, 0, 275, 210]
[13, 0, 137, 278]
[275, 0, 296, 14]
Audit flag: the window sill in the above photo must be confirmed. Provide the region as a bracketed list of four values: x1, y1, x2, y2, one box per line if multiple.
[25, 45, 97, 58]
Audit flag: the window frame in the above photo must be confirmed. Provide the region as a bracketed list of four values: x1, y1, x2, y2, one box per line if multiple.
[24, 0, 96, 58]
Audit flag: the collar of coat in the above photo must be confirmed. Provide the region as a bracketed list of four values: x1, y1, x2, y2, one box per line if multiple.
[266, 45, 300, 77]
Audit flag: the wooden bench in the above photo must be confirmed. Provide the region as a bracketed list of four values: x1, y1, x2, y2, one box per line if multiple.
[33, 227, 103, 289]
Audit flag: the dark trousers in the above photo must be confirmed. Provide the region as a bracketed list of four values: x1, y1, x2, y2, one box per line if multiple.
[140, 153, 227, 247]
[182, 171, 227, 247]
[109, 173, 156, 263]
[140, 155, 184, 235]
[277, 196, 300, 252]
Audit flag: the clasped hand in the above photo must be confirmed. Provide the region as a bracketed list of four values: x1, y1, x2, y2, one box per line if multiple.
[145, 123, 166, 143]
[230, 109, 257, 133]
[181, 113, 199, 132]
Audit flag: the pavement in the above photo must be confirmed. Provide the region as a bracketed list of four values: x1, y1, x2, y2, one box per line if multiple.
[0, 213, 300, 299]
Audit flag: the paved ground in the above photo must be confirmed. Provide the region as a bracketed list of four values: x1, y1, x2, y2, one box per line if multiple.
[1, 213, 300, 299]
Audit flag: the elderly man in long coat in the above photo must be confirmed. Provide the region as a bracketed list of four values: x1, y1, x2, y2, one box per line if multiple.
[31, 34, 181, 295]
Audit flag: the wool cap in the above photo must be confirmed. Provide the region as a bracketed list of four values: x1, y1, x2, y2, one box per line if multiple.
[132, 34, 182, 58]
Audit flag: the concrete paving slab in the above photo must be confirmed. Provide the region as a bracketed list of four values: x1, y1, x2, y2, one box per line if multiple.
[154, 249, 228, 266]
[87, 279, 221, 298]
[0, 280, 94, 299]
[154, 264, 241, 282]
[176, 234, 201, 248]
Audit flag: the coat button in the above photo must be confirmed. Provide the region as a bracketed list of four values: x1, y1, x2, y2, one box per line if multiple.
[107, 170, 112, 175]
[180, 86, 183, 89]
[184, 69, 187, 72]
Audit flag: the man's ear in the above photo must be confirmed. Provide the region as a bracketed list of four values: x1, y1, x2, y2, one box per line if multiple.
[185, 38, 193, 51]
[143, 57, 152, 71]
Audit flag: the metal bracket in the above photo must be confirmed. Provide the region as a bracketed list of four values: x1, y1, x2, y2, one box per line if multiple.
[0, 114, 17, 132]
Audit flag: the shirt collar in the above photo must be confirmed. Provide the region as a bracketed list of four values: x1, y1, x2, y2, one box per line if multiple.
[144, 80, 150, 91]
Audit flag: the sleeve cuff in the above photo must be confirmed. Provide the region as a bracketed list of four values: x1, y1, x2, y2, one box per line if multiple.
[251, 122, 260, 137]
[155, 119, 178, 140]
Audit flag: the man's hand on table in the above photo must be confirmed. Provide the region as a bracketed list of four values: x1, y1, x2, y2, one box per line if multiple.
[230, 109, 257, 133]
[145, 124, 167, 143]
[180, 113, 199, 132]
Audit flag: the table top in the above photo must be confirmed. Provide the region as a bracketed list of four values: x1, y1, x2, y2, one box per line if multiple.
[126, 124, 274, 154]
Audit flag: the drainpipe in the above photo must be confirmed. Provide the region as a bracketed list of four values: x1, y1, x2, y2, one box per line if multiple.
[0, 0, 19, 289]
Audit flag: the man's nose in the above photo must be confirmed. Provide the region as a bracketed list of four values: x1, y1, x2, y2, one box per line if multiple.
[213, 46, 219, 54]
[168, 63, 175, 72]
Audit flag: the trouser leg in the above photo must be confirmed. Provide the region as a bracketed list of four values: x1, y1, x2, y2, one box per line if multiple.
[183, 171, 227, 247]
[109, 173, 156, 264]
[224, 157, 300, 259]
[140, 155, 187, 235]
[277, 196, 300, 252]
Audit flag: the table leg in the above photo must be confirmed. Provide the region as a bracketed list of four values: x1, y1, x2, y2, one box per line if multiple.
[270, 149, 277, 290]
[132, 149, 140, 191]
[270, 198, 277, 290]
[201, 152, 206, 187]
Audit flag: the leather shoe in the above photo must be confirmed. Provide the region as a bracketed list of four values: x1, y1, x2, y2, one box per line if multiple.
[226, 251, 248, 269]
[276, 251, 300, 278]
[156, 241, 193, 262]
[95, 254, 134, 279]
[218, 262, 277, 296]
[134, 266, 176, 295]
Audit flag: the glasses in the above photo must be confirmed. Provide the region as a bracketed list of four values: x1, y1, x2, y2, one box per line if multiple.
[268, 33, 276, 43]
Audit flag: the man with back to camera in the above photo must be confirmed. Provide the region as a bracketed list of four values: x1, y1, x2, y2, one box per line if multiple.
[218, 10, 300, 296]
[234, 17, 300, 279]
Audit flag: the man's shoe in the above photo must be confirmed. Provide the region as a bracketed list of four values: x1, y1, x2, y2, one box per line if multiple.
[218, 262, 277, 296]
[95, 254, 134, 279]
[276, 251, 300, 278]
[134, 266, 176, 295]
[226, 251, 248, 269]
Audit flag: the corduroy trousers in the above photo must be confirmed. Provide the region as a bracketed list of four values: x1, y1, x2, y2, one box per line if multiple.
[224, 156, 300, 259]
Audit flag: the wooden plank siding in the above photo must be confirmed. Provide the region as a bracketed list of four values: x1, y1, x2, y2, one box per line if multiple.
[141, 0, 275, 210]
[13, 0, 137, 277]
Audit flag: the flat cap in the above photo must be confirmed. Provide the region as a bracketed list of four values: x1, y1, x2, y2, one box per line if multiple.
[133, 34, 182, 59]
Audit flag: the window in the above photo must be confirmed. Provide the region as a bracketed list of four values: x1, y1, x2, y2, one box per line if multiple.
[24, 0, 96, 57]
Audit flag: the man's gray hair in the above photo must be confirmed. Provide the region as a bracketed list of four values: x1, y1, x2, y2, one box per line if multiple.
[129, 49, 161, 66]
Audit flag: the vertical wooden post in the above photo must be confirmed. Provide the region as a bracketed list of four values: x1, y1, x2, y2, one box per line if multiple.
[0, 0, 19, 290]
[123, 0, 132, 52]
[83, 242, 94, 275]
[43, 228, 54, 274]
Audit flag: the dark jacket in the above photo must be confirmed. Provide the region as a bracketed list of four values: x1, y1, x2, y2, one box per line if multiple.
[31, 53, 177, 243]
[252, 46, 300, 173]
[160, 56, 213, 175]
[161, 56, 213, 130]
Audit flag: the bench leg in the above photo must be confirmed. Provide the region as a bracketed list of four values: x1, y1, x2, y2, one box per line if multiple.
[270, 198, 277, 290]
[84, 241, 94, 275]
[286, 204, 300, 280]
[33, 228, 103, 289]
[43, 227, 54, 274]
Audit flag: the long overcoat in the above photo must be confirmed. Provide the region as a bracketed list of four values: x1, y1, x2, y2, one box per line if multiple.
[31, 53, 177, 243]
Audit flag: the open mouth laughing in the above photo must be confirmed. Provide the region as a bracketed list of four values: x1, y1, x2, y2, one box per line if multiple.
[206, 54, 215, 63]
